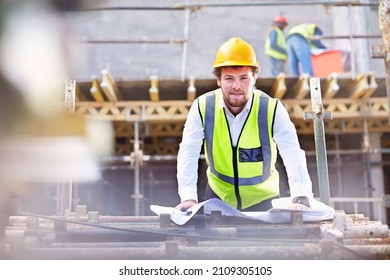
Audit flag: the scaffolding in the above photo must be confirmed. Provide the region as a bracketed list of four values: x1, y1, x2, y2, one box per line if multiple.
[59, 0, 390, 220]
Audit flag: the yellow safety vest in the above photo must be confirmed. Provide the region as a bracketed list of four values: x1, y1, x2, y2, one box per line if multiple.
[287, 23, 317, 48]
[265, 27, 287, 61]
[198, 89, 279, 210]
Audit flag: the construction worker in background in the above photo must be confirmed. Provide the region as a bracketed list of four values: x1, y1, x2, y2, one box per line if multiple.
[175, 37, 313, 212]
[264, 15, 288, 76]
[286, 23, 327, 76]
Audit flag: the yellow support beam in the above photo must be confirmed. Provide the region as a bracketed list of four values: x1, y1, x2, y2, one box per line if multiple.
[187, 76, 196, 102]
[292, 74, 310, 100]
[270, 73, 287, 99]
[90, 77, 105, 102]
[100, 69, 123, 102]
[149, 75, 160, 102]
[362, 71, 378, 99]
[323, 73, 340, 100]
[349, 74, 370, 99]
[75, 83, 87, 102]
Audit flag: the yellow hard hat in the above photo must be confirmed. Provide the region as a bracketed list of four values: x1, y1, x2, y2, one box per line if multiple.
[213, 37, 259, 68]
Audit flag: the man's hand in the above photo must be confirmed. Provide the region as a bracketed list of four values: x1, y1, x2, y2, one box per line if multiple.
[175, 199, 197, 211]
[289, 196, 310, 210]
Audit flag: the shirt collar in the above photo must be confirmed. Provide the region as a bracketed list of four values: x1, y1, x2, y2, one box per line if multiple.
[219, 90, 253, 115]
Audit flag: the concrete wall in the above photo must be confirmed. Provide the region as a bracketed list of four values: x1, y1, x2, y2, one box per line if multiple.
[65, 0, 384, 80]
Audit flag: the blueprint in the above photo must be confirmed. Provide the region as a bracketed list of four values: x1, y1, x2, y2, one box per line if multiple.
[150, 197, 335, 225]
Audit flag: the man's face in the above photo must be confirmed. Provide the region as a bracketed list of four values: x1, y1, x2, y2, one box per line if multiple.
[276, 22, 287, 30]
[216, 66, 257, 116]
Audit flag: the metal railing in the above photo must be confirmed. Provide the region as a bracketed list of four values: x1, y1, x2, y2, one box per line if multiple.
[330, 196, 386, 222]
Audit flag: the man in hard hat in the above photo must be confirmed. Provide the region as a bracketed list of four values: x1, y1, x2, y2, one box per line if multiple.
[175, 37, 313, 212]
[286, 23, 326, 76]
[264, 15, 288, 76]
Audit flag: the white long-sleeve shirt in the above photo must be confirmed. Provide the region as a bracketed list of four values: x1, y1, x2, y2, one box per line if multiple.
[177, 91, 313, 203]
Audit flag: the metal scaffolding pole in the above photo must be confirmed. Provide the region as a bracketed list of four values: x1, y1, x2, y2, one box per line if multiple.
[180, 1, 191, 81]
[124, 105, 146, 216]
[131, 121, 143, 216]
[71, 1, 379, 11]
[380, 0, 390, 126]
[371, 0, 390, 125]
[305, 77, 333, 206]
[60, 80, 76, 216]
[363, 119, 375, 218]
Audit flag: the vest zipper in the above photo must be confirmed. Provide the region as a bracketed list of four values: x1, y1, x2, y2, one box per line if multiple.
[223, 107, 243, 211]
[232, 146, 241, 210]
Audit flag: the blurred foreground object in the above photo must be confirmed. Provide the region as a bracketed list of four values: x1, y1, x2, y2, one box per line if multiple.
[0, 0, 113, 258]
[0, 0, 113, 187]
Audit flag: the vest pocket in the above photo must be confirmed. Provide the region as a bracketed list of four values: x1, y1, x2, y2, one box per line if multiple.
[239, 147, 263, 162]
